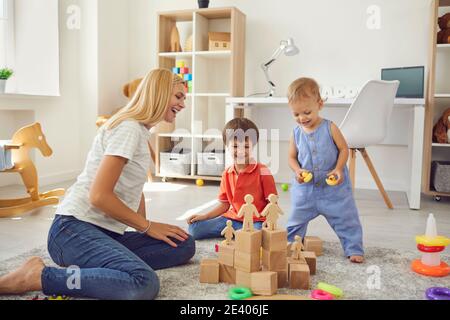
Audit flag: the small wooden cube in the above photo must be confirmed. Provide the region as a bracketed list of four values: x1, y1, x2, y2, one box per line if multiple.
[262, 229, 288, 251]
[304, 236, 323, 256]
[235, 230, 262, 254]
[219, 264, 236, 284]
[235, 270, 252, 288]
[262, 249, 287, 271]
[289, 264, 310, 290]
[218, 243, 235, 267]
[200, 259, 219, 284]
[234, 250, 261, 273]
[303, 251, 317, 275]
[251, 271, 278, 296]
[276, 269, 288, 288]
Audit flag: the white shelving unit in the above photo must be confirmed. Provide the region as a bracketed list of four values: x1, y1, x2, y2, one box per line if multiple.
[424, 0, 450, 200]
[155, 7, 246, 182]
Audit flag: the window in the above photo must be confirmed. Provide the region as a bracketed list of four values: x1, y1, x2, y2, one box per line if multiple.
[0, 0, 13, 68]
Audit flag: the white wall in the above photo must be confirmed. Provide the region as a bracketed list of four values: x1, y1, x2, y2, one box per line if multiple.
[128, 0, 433, 191]
[0, 0, 130, 189]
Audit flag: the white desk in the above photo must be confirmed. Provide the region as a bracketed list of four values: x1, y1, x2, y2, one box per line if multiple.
[226, 97, 426, 210]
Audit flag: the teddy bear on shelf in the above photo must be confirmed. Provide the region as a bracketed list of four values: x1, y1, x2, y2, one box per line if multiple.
[433, 108, 450, 144]
[438, 13, 450, 44]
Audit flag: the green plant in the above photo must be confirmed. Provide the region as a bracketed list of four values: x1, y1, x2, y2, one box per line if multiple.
[0, 68, 14, 80]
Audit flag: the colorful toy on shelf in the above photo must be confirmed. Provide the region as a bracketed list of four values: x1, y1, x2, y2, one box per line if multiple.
[196, 179, 204, 187]
[425, 287, 450, 300]
[411, 214, 450, 277]
[172, 61, 193, 93]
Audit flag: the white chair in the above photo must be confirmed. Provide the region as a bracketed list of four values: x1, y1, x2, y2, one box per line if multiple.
[340, 80, 400, 209]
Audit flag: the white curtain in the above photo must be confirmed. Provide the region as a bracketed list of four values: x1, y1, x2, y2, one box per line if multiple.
[9, 0, 60, 96]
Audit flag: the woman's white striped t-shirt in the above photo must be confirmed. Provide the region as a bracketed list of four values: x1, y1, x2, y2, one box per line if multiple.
[56, 119, 151, 234]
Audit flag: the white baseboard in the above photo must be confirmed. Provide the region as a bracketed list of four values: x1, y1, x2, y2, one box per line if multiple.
[39, 170, 81, 186]
[0, 170, 81, 188]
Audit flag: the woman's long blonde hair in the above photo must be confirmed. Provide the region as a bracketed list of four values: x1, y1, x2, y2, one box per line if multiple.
[106, 69, 185, 130]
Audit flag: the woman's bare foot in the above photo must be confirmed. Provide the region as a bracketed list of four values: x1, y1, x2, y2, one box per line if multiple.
[349, 255, 364, 263]
[0, 257, 45, 295]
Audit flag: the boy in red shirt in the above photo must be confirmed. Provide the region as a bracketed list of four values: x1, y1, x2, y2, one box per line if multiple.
[187, 118, 278, 240]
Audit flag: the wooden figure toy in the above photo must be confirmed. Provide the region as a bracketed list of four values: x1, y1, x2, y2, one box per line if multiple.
[261, 194, 283, 231]
[170, 26, 182, 52]
[221, 220, 236, 246]
[237, 194, 260, 232]
[291, 235, 306, 263]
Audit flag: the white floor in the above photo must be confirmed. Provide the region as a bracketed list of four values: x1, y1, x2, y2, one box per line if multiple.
[0, 179, 449, 261]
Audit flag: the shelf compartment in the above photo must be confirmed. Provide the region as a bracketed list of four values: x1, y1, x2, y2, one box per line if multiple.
[194, 12, 231, 52]
[193, 96, 226, 137]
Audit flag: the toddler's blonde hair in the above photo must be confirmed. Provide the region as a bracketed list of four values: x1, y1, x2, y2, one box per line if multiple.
[288, 77, 323, 104]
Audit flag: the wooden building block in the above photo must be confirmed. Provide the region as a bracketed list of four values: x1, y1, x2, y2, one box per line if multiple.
[303, 251, 317, 275]
[235, 230, 262, 254]
[262, 229, 288, 251]
[200, 259, 219, 284]
[218, 243, 235, 267]
[235, 270, 252, 288]
[262, 249, 287, 271]
[234, 250, 261, 273]
[304, 236, 323, 256]
[289, 264, 310, 290]
[251, 271, 278, 296]
[219, 264, 236, 284]
[275, 269, 288, 288]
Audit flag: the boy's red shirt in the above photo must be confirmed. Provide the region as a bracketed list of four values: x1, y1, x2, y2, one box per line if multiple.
[218, 162, 278, 222]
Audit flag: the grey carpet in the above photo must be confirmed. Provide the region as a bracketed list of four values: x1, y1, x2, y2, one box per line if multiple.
[1, 240, 449, 300]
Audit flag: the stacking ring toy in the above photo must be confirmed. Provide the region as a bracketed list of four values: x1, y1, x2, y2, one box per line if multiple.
[317, 282, 343, 298]
[311, 289, 334, 300]
[417, 244, 445, 253]
[229, 287, 253, 300]
[411, 260, 450, 277]
[425, 287, 450, 301]
[415, 235, 450, 247]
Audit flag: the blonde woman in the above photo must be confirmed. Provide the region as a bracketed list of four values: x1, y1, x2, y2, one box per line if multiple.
[0, 69, 195, 300]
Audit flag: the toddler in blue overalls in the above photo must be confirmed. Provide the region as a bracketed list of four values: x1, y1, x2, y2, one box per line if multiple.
[286, 78, 364, 263]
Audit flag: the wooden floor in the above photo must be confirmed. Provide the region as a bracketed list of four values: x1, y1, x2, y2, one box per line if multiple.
[0, 179, 449, 261]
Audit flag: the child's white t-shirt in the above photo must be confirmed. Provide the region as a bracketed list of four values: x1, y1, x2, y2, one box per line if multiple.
[56, 119, 151, 234]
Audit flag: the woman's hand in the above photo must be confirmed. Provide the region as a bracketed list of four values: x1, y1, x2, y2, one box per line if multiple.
[187, 214, 207, 225]
[146, 222, 189, 248]
[327, 168, 344, 185]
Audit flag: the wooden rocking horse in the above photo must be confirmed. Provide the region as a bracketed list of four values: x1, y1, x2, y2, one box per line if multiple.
[0, 123, 65, 218]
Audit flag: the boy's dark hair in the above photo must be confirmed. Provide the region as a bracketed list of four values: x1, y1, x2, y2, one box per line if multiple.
[222, 118, 260, 145]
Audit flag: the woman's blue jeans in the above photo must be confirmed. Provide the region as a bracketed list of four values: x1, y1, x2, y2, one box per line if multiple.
[42, 215, 195, 300]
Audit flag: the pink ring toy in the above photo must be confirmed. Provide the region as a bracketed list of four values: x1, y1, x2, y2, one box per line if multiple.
[311, 289, 334, 300]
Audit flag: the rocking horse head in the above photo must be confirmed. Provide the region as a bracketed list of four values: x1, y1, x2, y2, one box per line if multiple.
[12, 123, 53, 157]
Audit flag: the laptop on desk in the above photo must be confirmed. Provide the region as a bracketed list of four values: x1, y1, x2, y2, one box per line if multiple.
[381, 66, 425, 99]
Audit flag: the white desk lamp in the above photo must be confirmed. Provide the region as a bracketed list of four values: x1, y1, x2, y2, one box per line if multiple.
[261, 38, 300, 97]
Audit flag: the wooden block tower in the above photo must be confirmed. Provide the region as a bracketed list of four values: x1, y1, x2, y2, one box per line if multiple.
[199, 194, 321, 296]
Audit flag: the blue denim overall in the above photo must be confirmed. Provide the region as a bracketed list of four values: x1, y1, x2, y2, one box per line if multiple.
[287, 119, 364, 257]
